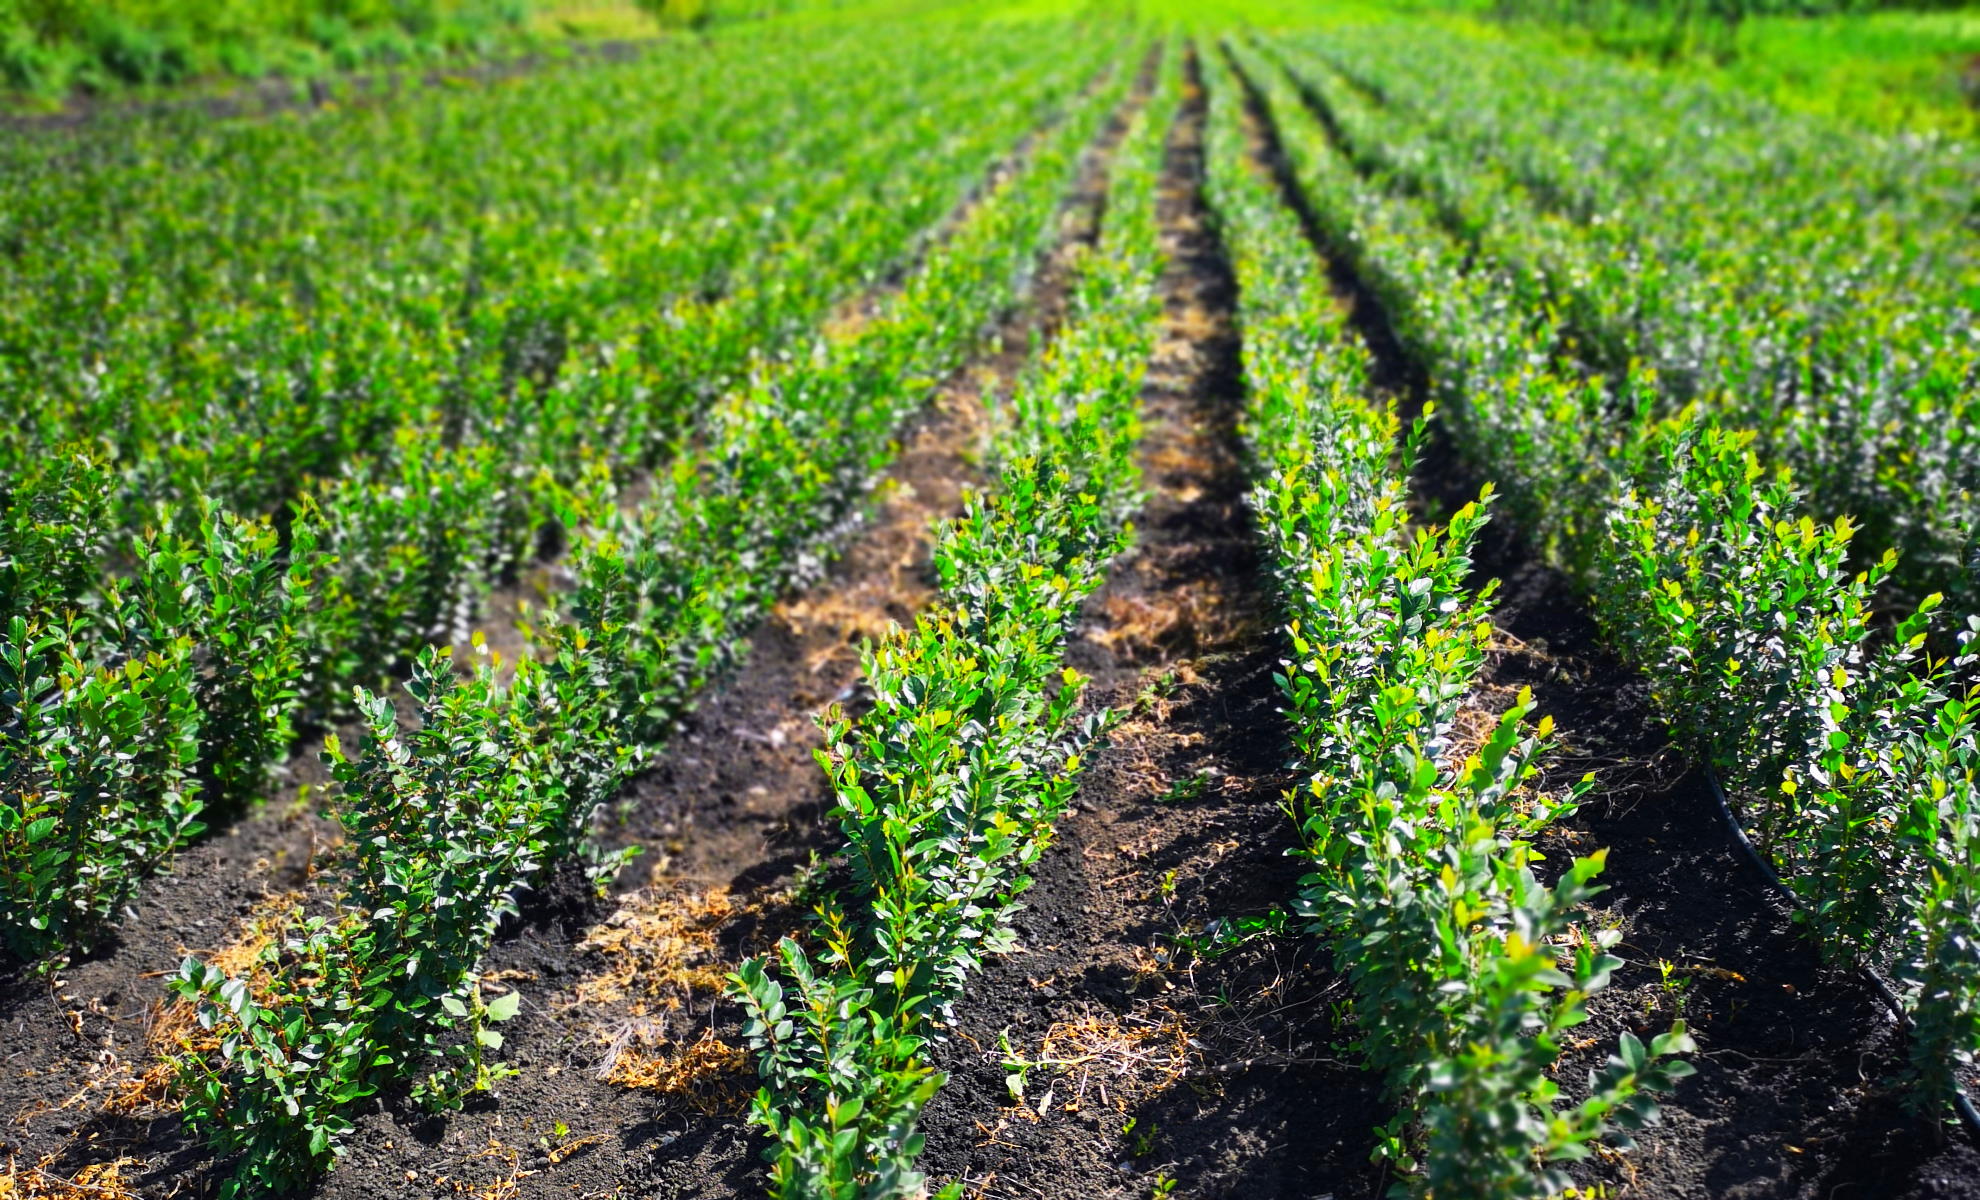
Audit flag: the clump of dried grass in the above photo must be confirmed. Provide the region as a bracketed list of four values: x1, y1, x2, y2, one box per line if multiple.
[1012, 1008, 1198, 1116]
[601, 1028, 752, 1115]
[1088, 586, 1220, 657]
[67, 890, 303, 1120]
[573, 886, 740, 1014]
[0, 1153, 142, 1199]
[1439, 678, 1525, 777]
[431, 1138, 533, 1199]
[572, 887, 762, 1113]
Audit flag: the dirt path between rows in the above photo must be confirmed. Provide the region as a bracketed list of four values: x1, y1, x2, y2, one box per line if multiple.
[0, 65, 1116, 1192]
[914, 47, 1380, 1200]
[1226, 39, 1980, 1200]
[0, 49, 1156, 1200]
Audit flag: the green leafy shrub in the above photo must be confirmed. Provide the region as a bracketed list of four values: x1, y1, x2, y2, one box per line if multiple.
[0, 613, 202, 962]
[734, 48, 1170, 1196]
[172, 648, 540, 1193]
[1226, 26, 1978, 1121]
[101, 502, 317, 815]
[0, 449, 114, 622]
[1205, 56, 1692, 1193]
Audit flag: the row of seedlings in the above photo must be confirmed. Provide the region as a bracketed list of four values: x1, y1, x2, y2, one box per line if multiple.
[1202, 50, 1693, 1200]
[3, 25, 1113, 697]
[731, 42, 1178, 1200]
[161, 47, 1144, 1199]
[0, 25, 1123, 966]
[0, 17, 1100, 519]
[1264, 30, 1978, 608]
[1228, 37, 1980, 1120]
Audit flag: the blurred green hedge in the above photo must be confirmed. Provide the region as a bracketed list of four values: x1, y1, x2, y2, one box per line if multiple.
[0, 0, 532, 94]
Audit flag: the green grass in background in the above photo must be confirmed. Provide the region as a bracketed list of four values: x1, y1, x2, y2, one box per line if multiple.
[1106, 0, 1977, 136]
[1715, 8, 1979, 135]
[528, 0, 656, 37]
[1396, 0, 1980, 135]
[7, 0, 1975, 137]
[0, 0, 533, 96]
[0, 0, 831, 100]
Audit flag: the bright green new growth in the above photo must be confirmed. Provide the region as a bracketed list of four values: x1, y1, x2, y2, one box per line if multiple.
[163, 19, 1136, 1195]
[1205, 47, 1693, 1195]
[1228, 18, 1978, 1120]
[733, 41, 1173, 1199]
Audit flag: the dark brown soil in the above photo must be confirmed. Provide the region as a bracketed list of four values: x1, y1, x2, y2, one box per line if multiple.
[0, 52, 1150, 1200]
[914, 49, 1383, 1200]
[1223, 41, 1980, 1200]
[0, 50, 1097, 1185]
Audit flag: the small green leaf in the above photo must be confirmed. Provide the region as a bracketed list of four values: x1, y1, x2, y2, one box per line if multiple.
[484, 990, 521, 1022]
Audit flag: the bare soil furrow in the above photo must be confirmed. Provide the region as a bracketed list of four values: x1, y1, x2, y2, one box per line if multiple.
[0, 51, 1160, 1200]
[914, 47, 1380, 1200]
[0, 66, 1111, 1172]
[1226, 41, 1980, 1200]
